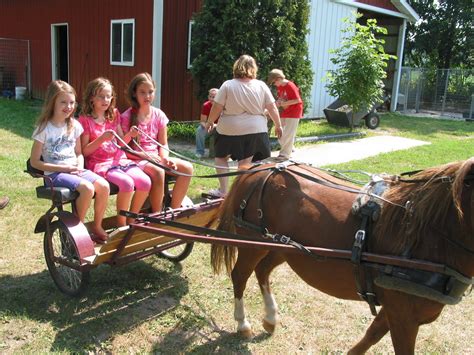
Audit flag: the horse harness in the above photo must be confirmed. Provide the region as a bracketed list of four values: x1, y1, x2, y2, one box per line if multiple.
[113, 131, 474, 313]
[233, 161, 474, 316]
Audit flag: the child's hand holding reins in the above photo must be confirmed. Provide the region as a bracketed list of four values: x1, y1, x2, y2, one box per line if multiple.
[100, 130, 115, 142]
[162, 157, 177, 170]
[129, 126, 139, 138]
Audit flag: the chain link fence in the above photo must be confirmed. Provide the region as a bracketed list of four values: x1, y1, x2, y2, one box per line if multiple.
[397, 67, 474, 119]
[0, 38, 31, 99]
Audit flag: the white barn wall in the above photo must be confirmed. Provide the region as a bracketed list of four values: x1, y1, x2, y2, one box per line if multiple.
[307, 0, 353, 118]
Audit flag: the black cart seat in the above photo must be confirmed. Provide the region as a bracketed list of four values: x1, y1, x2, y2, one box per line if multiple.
[26, 159, 119, 204]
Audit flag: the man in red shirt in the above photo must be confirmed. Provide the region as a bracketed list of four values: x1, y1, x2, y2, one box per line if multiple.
[195, 88, 219, 158]
[268, 69, 303, 159]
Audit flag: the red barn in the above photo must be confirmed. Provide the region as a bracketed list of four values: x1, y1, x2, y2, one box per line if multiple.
[0, 0, 202, 121]
[0, 0, 417, 120]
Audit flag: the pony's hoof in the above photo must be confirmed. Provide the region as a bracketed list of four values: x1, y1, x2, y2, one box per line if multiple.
[238, 328, 254, 339]
[262, 319, 276, 334]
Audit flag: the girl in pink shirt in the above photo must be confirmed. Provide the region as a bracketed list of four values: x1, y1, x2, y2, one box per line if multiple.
[121, 73, 193, 212]
[79, 77, 151, 226]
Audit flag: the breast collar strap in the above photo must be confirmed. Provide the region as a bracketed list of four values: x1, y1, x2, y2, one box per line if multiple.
[351, 201, 381, 315]
[235, 168, 276, 235]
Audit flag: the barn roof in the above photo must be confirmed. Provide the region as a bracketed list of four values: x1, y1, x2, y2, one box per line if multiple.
[391, 0, 419, 22]
[333, 0, 419, 23]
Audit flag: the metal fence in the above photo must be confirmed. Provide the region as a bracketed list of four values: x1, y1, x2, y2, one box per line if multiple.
[0, 38, 31, 99]
[397, 67, 474, 119]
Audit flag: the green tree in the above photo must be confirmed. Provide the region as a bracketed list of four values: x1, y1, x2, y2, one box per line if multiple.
[325, 15, 395, 128]
[404, 0, 473, 68]
[190, 0, 313, 109]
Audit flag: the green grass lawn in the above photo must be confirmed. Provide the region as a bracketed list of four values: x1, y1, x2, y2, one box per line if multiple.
[0, 98, 473, 353]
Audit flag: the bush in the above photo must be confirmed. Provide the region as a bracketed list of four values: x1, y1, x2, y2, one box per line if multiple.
[326, 14, 395, 124]
[168, 121, 197, 142]
[190, 0, 313, 111]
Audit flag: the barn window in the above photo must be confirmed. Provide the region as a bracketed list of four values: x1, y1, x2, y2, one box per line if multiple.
[187, 20, 196, 69]
[110, 19, 135, 66]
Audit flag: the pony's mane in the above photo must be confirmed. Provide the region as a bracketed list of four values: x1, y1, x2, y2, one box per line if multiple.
[374, 159, 472, 254]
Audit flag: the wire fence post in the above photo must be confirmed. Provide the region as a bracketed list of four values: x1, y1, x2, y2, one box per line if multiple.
[0, 37, 31, 99]
[404, 67, 410, 112]
[396, 67, 473, 118]
[469, 94, 474, 121]
[441, 69, 450, 115]
[415, 69, 422, 113]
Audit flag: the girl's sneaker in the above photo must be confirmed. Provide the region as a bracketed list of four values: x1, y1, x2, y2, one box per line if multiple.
[208, 189, 226, 198]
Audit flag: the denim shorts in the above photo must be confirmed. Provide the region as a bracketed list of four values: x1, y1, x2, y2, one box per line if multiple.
[45, 170, 102, 191]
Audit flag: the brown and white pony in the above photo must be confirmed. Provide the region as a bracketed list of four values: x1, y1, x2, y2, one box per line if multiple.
[210, 158, 474, 354]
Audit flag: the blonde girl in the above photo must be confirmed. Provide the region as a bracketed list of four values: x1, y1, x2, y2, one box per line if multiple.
[30, 80, 110, 242]
[79, 77, 151, 226]
[121, 72, 193, 211]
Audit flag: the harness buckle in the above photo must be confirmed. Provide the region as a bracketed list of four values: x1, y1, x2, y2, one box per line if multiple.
[274, 234, 291, 244]
[257, 209, 263, 219]
[354, 229, 365, 248]
[240, 200, 247, 210]
[441, 176, 453, 183]
[275, 162, 287, 171]
[263, 228, 272, 239]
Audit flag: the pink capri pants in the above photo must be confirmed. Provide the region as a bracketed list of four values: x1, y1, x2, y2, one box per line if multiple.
[105, 165, 151, 192]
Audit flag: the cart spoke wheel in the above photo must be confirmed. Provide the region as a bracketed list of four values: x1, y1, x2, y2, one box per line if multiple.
[44, 221, 90, 296]
[158, 241, 194, 262]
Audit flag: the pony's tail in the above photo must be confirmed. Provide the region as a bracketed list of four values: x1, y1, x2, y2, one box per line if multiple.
[211, 244, 237, 275]
[210, 182, 240, 275]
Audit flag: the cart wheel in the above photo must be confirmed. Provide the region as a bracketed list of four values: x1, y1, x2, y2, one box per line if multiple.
[365, 112, 380, 129]
[158, 242, 194, 262]
[44, 221, 90, 296]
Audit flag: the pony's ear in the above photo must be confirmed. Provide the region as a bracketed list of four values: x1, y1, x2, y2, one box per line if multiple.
[453, 158, 474, 221]
[465, 158, 474, 182]
[467, 158, 474, 230]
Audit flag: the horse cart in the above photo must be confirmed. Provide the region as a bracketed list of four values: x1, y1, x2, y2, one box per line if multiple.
[26, 158, 224, 296]
[27, 150, 474, 353]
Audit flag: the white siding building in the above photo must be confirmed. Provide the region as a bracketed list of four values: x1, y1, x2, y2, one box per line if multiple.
[306, 0, 419, 118]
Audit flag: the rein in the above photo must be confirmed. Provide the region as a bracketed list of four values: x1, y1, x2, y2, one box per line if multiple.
[112, 131, 409, 209]
[134, 126, 238, 171]
[441, 233, 474, 256]
[399, 169, 474, 184]
[285, 165, 407, 209]
[111, 132, 250, 179]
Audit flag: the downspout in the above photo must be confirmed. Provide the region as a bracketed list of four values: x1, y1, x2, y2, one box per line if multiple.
[391, 19, 407, 112]
[152, 0, 164, 108]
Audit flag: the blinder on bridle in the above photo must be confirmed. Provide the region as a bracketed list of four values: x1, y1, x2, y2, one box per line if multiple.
[464, 173, 474, 186]
[442, 170, 474, 257]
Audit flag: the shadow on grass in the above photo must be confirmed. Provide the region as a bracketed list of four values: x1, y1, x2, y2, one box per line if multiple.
[0, 259, 189, 352]
[151, 298, 272, 353]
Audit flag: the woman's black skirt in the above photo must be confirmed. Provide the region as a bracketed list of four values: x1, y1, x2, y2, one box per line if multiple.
[214, 132, 271, 162]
